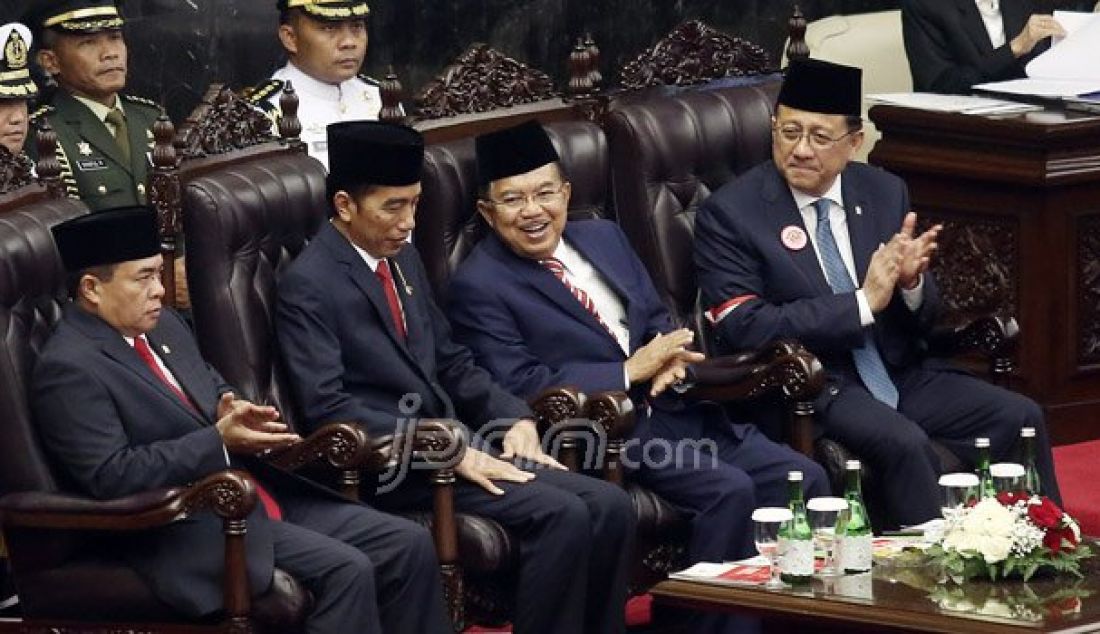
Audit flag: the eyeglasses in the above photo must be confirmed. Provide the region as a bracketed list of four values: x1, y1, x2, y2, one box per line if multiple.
[487, 182, 567, 213]
[773, 124, 856, 151]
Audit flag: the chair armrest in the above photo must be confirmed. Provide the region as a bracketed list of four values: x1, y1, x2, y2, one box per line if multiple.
[681, 340, 825, 403]
[266, 421, 373, 472]
[366, 419, 467, 472]
[530, 385, 587, 432]
[928, 314, 1018, 359]
[0, 469, 257, 531]
[584, 391, 636, 441]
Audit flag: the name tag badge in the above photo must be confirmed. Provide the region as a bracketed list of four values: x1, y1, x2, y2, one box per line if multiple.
[76, 159, 108, 172]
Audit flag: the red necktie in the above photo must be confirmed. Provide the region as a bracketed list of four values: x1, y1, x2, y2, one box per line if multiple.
[133, 336, 282, 521]
[541, 257, 615, 337]
[376, 260, 407, 340]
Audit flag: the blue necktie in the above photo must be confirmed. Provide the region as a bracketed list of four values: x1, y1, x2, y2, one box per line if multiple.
[813, 199, 899, 408]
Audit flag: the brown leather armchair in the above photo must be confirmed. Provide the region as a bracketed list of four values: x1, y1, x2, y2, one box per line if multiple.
[417, 118, 826, 591]
[178, 130, 596, 630]
[0, 184, 311, 633]
[604, 80, 1020, 521]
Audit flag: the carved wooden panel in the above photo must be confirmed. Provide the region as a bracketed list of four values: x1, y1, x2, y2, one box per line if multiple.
[922, 214, 1017, 322]
[619, 20, 772, 90]
[413, 44, 557, 119]
[176, 86, 275, 159]
[0, 147, 34, 194]
[1077, 216, 1100, 364]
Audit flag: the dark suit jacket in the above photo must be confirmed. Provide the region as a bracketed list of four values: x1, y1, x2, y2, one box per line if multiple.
[32, 304, 276, 617]
[902, 0, 1041, 94]
[26, 90, 159, 210]
[276, 222, 531, 438]
[447, 219, 740, 444]
[694, 161, 942, 405]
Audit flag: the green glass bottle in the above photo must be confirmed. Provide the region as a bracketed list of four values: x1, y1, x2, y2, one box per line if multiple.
[837, 459, 872, 574]
[975, 437, 996, 498]
[1020, 427, 1041, 496]
[779, 470, 814, 584]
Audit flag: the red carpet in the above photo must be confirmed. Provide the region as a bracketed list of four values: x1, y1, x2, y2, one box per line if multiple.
[1054, 440, 1100, 536]
[462, 594, 654, 632]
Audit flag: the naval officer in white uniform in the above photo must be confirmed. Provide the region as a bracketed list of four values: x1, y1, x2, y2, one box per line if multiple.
[255, 0, 384, 170]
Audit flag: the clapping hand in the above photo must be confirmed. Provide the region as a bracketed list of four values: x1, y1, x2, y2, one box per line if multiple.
[215, 392, 300, 454]
[897, 212, 942, 291]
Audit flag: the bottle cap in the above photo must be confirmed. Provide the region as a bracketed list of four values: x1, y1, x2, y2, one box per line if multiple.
[975, 437, 990, 448]
[788, 470, 803, 481]
[1021, 427, 1036, 438]
[751, 506, 794, 523]
[807, 496, 848, 512]
[845, 459, 861, 470]
[938, 472, 980, 487]
[990, 462, 1026, 478]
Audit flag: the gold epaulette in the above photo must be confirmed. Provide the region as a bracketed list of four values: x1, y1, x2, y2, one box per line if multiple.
[29, 104, 54, 121]
[121, 94, 162, 111]
[247, 79, 285, 105]
[357, 74, 382, 87]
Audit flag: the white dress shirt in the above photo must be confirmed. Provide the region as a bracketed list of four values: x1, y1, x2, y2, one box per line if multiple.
[551, 239, 633, 388]
[267, 62, 382, 170]
[789, 176, 923, 328]
[975, 0, 1007, 48]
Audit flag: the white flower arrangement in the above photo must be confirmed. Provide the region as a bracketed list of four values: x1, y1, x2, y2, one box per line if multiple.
[930, 493, 1091, 582]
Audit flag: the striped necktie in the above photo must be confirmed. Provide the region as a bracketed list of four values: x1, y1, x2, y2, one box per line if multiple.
[540, 257, 615, 337]
[813, 199, 899, 408]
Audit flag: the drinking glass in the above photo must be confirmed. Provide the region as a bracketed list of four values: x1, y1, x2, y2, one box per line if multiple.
[938, 472, 979, 522]
[807, 497, 848, 576]
[990, 462, 1026, 496]
[752, 507, 793, 589]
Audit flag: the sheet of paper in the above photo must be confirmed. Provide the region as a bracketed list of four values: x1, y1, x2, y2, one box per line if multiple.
[974, 78, 1100, 98]
[1027, 12, 1100, 80]
[1052, 10, 1097, 45]
[867, 92, 1041, 114]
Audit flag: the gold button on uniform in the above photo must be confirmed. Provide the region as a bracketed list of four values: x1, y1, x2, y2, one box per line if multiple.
[97, 185, 107, 195]
[137, 183, 146, 196]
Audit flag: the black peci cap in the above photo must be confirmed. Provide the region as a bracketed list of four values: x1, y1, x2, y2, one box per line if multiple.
[475, 120, 561, 187]
[777, 58, 862, 118]
[326, 121, 424, 194]
[52, 206, 160, 272]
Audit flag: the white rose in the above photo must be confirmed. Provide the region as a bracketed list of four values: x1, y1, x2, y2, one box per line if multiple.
[979, 535, 1012, 564]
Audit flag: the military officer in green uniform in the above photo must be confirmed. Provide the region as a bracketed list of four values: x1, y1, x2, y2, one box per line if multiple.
[25, 0, 160, 211]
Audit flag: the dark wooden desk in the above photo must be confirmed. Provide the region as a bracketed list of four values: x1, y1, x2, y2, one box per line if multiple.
[869, 105, 1100, 444]
[651, 561, 1100, 633]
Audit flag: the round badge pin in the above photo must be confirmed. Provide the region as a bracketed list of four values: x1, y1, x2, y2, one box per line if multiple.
[780, 225, 808, 251]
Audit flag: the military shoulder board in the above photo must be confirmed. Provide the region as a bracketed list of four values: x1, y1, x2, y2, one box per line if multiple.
[357, 74, 382, 87]
[246, 79, 285, 105]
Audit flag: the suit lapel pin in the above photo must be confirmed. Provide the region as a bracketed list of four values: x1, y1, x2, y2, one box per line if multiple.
[77, 141, 92, 156]
[855, 205, 863, 216]
[780, 225, 808, 251]
[161, 344, 171, 355]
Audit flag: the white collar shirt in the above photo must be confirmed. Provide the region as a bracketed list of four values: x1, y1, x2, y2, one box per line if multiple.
[268, 62, 382, 170]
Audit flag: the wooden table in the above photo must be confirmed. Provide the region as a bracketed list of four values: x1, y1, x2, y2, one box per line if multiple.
[651, 560, 1100, 633]
[868, 105, 1100, 444]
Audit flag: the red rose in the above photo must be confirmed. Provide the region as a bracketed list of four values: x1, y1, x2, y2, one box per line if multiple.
[1043, 526, 1076, 553]
[997, 491, 1028, 506]
[1029, 497, 1065, 529]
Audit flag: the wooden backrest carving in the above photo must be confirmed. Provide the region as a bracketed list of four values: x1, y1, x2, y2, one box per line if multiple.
[413, 43, 558, 120]
[619, 20, 773, 90]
